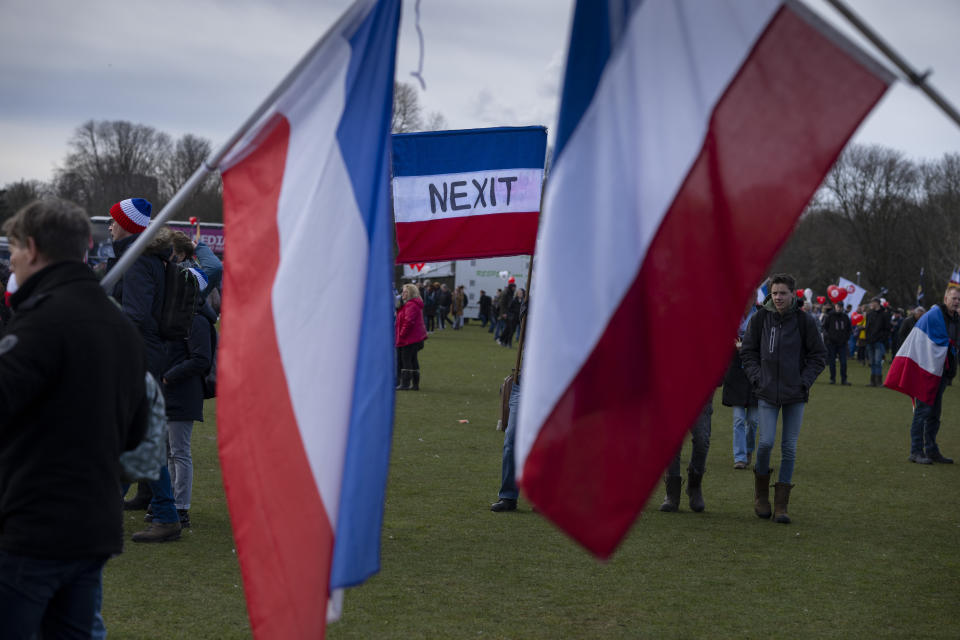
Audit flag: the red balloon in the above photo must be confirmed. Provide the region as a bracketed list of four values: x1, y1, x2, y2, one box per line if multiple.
[827, 285, 847, 303]
[816, 296, 826, 304]
[189, 216, 198, 225]
[851, 311, 864, 325]
[796, 289, 804, 298]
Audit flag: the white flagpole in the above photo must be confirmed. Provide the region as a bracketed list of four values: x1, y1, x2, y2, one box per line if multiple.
[101, 1, 369, 291]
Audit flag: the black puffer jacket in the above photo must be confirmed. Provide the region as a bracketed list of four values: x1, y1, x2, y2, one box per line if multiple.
[864, 308, 890, 345]
[741, 296, 827, 406]
[107, 233, 171, 379]
[824, 309, 852, 345]
[0, 262, 147, 559]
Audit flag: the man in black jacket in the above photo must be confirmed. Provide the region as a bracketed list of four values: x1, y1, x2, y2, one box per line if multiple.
[741, 274, 826, 524]
[106, 198, 181, 542]
[0, 199, 147, 636]
[864, 297, 891, 387]
[824, 301, 853, 385]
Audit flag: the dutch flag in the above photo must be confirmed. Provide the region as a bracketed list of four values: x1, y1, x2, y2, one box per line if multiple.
[516, 0, 892, 558]
[216, 0, 399, 636]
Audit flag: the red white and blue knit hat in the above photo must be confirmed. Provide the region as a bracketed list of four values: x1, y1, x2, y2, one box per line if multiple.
[109, 198, 152, 234]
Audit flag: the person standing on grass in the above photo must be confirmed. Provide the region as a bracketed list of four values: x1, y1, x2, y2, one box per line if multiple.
[396, 284, 428, 391]
[886, 286, 960, 465]
[106, 198, 182, 543]
[864, 296, 890, 387]
[658, 399, 712, 512]
[491, 294, 528, 513]
[723, 304, 759, 470]
[478, 290, 492, 328]
[437, 283, 453, 330]
[741, 274, 826, 524]
[0, 199, 148, 636]
[824, 301, 853, 386]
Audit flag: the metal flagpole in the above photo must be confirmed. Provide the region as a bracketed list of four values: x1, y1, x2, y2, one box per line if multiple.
[100, 2, 364, 292]
[824, 0, 960, 130]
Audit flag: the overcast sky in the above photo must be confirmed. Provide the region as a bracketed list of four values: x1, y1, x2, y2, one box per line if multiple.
[1, 0, 958, 186]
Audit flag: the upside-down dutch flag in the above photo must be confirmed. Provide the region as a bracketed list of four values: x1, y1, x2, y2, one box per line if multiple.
[885, 305, 952, 405]
[216, 0, 399, 637]
[392, 126, 547, 263]
[516, 0, 892, 557]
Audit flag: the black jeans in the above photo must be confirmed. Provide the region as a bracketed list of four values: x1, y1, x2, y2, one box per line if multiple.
[398, 342, 422, 370]
[0, 550, 107, 639]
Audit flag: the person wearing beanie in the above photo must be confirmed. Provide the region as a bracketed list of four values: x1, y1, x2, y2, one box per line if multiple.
[105, 197, 182, 543]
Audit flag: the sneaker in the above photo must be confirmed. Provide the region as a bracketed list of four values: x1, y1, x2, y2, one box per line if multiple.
[734, 461, 747, 469]
[178, 509, 191, 528]
[132, 521, 182, 543]
[908, 453, 933, 465]
[490, 498, 517, 512]
[142, 505, 154, 523]
[927, 452, 954, 464]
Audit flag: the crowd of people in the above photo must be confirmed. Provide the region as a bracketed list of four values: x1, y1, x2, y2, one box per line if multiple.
[0, 197, 221, 635]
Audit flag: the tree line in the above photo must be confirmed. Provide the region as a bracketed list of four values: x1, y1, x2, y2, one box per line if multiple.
[771, 144, 960, 308]
[0, 82, 447, 228]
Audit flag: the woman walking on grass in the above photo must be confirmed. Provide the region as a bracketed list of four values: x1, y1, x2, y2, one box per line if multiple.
[396, 284, 428, 391]
[740, 274, 826, 524]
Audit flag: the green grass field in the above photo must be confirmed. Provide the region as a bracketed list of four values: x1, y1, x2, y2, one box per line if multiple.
[107, 323, 960, 639]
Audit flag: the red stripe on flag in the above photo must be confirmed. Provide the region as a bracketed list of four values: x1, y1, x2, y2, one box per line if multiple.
[884, 356, 940, 405]
[521, 7, 890, 557]
[219, 116, 334, 637]
[395, 211, 538, 263]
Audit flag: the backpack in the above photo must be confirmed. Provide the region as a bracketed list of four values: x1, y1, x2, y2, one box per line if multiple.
[203, 319, 218, 399]
[119, 372, 168, 482]
[158, 258, 200, 340]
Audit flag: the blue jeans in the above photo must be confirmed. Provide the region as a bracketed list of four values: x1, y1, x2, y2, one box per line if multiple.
[911, 377, 949, 456]
[848, 332, 858, 357]
[667, 404, 712, 477]
[0, 550, 107, 639]
[168, 420, 194, 510]
[866, 342, 885, 376]
[148, 465, 180, 524]
[498, 383, 521, 500]
[732, 405, 758, 463]
[756, 399, 805, 483]
[826, 341, 848, 382]
[493, 318, 504, 339]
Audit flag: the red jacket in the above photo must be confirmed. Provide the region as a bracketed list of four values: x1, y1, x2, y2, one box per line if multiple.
[396, 297, 428, 347]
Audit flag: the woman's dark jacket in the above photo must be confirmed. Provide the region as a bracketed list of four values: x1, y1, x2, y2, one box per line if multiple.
[741, 296, 827, 406]
[163, 306, 214, 422]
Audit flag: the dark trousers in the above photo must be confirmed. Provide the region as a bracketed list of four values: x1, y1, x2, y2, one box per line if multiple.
[0, 550, 107, 639]
[666, 404, 712, 477]
[911, 377, 949, 456]
[398, 342, 421, 370]
[826, 341, 848, 382]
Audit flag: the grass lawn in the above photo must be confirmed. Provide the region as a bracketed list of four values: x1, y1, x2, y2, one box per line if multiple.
[107, 323, 960, 638]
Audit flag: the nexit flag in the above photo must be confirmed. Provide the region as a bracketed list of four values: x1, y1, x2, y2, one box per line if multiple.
[885, 305, 952, 404]
[217, 0, 399, 637]
[517, 0, 892, 557]
[393, 126, 547, 262]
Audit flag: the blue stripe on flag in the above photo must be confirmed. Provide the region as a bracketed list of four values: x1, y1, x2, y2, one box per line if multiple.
[329, 0, 400, 591]
[554, 1, 640, 158]
[392, 126, 547, 177]
[917, 305, 950, 347]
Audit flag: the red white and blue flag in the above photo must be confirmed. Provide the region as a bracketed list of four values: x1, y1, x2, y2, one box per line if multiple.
[217, 0, 399, 636]
[885, 305, 951, 405]
[516, 0, 892, 557]
[392, 126, 547, 263]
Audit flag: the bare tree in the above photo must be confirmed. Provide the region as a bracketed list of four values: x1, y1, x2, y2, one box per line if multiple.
[0, 179, 53, 226]
[55, 120, 171, 217]
[423, 111, 448, 131]
[160, 134, 223, 223]
[391, 82, 423, 133]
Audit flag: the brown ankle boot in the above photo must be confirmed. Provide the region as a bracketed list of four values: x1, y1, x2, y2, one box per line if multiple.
[754, 469, 772, 519]
[773, 482, 794, 523]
